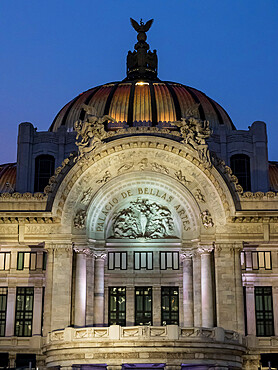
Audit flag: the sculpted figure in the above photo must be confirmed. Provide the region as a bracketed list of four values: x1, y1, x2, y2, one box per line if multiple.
[171, 104, 212, 167]
[200, 210, 214, 229]
[74, 104, 116, 156]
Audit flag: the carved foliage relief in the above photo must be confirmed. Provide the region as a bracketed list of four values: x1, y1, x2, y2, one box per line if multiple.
[111, 198, 175, 239]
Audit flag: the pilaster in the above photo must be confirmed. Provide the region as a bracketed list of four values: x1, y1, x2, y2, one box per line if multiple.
[245, 286, 256, 335]
[32, 287, 43, 335]
[5, 287, 16, 336]
[50, 243, 73, 331]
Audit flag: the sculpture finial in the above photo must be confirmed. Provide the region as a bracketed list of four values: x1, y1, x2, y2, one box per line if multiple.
[125, 18, 158, 81]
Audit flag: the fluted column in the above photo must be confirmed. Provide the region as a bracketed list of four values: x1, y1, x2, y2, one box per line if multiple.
[93, 251, 107, 326]
[74, 247, 87, 327]
[181, 251, 194, 327]
[198, 245, 214, 328]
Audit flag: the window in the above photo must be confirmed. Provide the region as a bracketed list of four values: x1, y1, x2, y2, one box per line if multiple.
[0, 353, 9, 368]
[134, 252, 153, 270]
[252, 251, 272, 270]
[15, 287, 34, 337]
[0, 288, 8, 336]
[17, 252, 37, 271]
[161, 287, 179, 325]
[240, 252, 246, 270]
[34, 154, 55, 193]
[255, 287, 274, 336]
[0, 253, 10, 271]
[135, 287, 152, 325]
[43, 252, 47, 270]
[108, 287, 126, 326]
[160, 252, 179, 270]
[230, 154, 251, 191]
[108, 252, 127, 270]
[16, 354, 36, 369]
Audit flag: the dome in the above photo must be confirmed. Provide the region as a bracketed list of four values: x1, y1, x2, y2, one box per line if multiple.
[49, 18, 235, 133]
[49, 80, 235, 132]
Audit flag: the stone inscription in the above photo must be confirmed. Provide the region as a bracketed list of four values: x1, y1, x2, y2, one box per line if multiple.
[95, 187, 191, 232]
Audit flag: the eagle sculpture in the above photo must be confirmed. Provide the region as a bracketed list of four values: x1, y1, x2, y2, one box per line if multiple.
[130, 18, 154, 33]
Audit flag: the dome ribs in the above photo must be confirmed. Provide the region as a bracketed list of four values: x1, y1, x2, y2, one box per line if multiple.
[164, 82, 181, 121]
[149, 82, 157, 126]
[103, 82, 120, 129]
[133, 83, 152, 124]
[49, 81, 236, 132]
[49, 98, 77, 132]
[127, 82, 136, 126]
[154, 83, 176, 124]
[184, 86, 206, 121]
[79, 86, 102, 121]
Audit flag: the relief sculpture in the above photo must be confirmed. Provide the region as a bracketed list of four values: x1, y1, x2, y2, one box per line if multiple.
[171, 104, 212, 167]
[111, 198, 175, 239]
[74, 104, 116, 156]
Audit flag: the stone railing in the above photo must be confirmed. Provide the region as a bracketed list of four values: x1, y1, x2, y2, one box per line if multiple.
[47, 325, 243, 345]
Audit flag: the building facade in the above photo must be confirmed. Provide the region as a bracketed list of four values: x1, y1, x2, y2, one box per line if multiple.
[0, 19, 278, 370]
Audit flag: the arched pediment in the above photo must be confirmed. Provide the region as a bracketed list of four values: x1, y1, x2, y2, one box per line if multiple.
[86, 172, 199, 240]
[49, 137, 237, 240]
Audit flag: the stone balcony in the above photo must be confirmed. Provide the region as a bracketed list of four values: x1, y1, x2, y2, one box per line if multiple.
[45, 325, 246, 369]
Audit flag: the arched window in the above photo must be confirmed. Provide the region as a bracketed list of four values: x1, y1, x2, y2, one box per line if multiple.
[230, 154, 251, 191]
[34, 155, 55, 192]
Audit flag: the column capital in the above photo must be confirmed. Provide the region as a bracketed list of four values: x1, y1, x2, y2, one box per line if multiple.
[180, 251, 195, 260]
[73, 245, 94, 257]
[229, 242, 244, 255]
[93, 250, 107, 260]
[197, 244, 214, 255]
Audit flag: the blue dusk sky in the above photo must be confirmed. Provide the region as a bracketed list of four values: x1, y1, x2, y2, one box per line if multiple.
[0, 0, 277, 163]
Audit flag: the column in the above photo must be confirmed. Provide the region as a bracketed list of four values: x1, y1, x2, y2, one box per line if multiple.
[5, 287, 16, 336]
[233, 244, 245, 334]
[181, 252, 194, 327]
[245, 286, 256, 335]
[32, 287, 43, 335]
[86, 253, 95, 326]
[74, 248, 87, 327]
[198, 246, 214, 328]
[93, 251, 107, 326]
[193, 252, 201, 327]
[43, 245, 54, 335]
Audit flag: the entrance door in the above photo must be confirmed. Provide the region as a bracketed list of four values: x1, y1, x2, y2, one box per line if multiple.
[135, 287, 152, 325]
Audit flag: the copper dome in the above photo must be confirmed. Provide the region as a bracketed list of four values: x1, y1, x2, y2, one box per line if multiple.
[49, 80, 235, 132]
